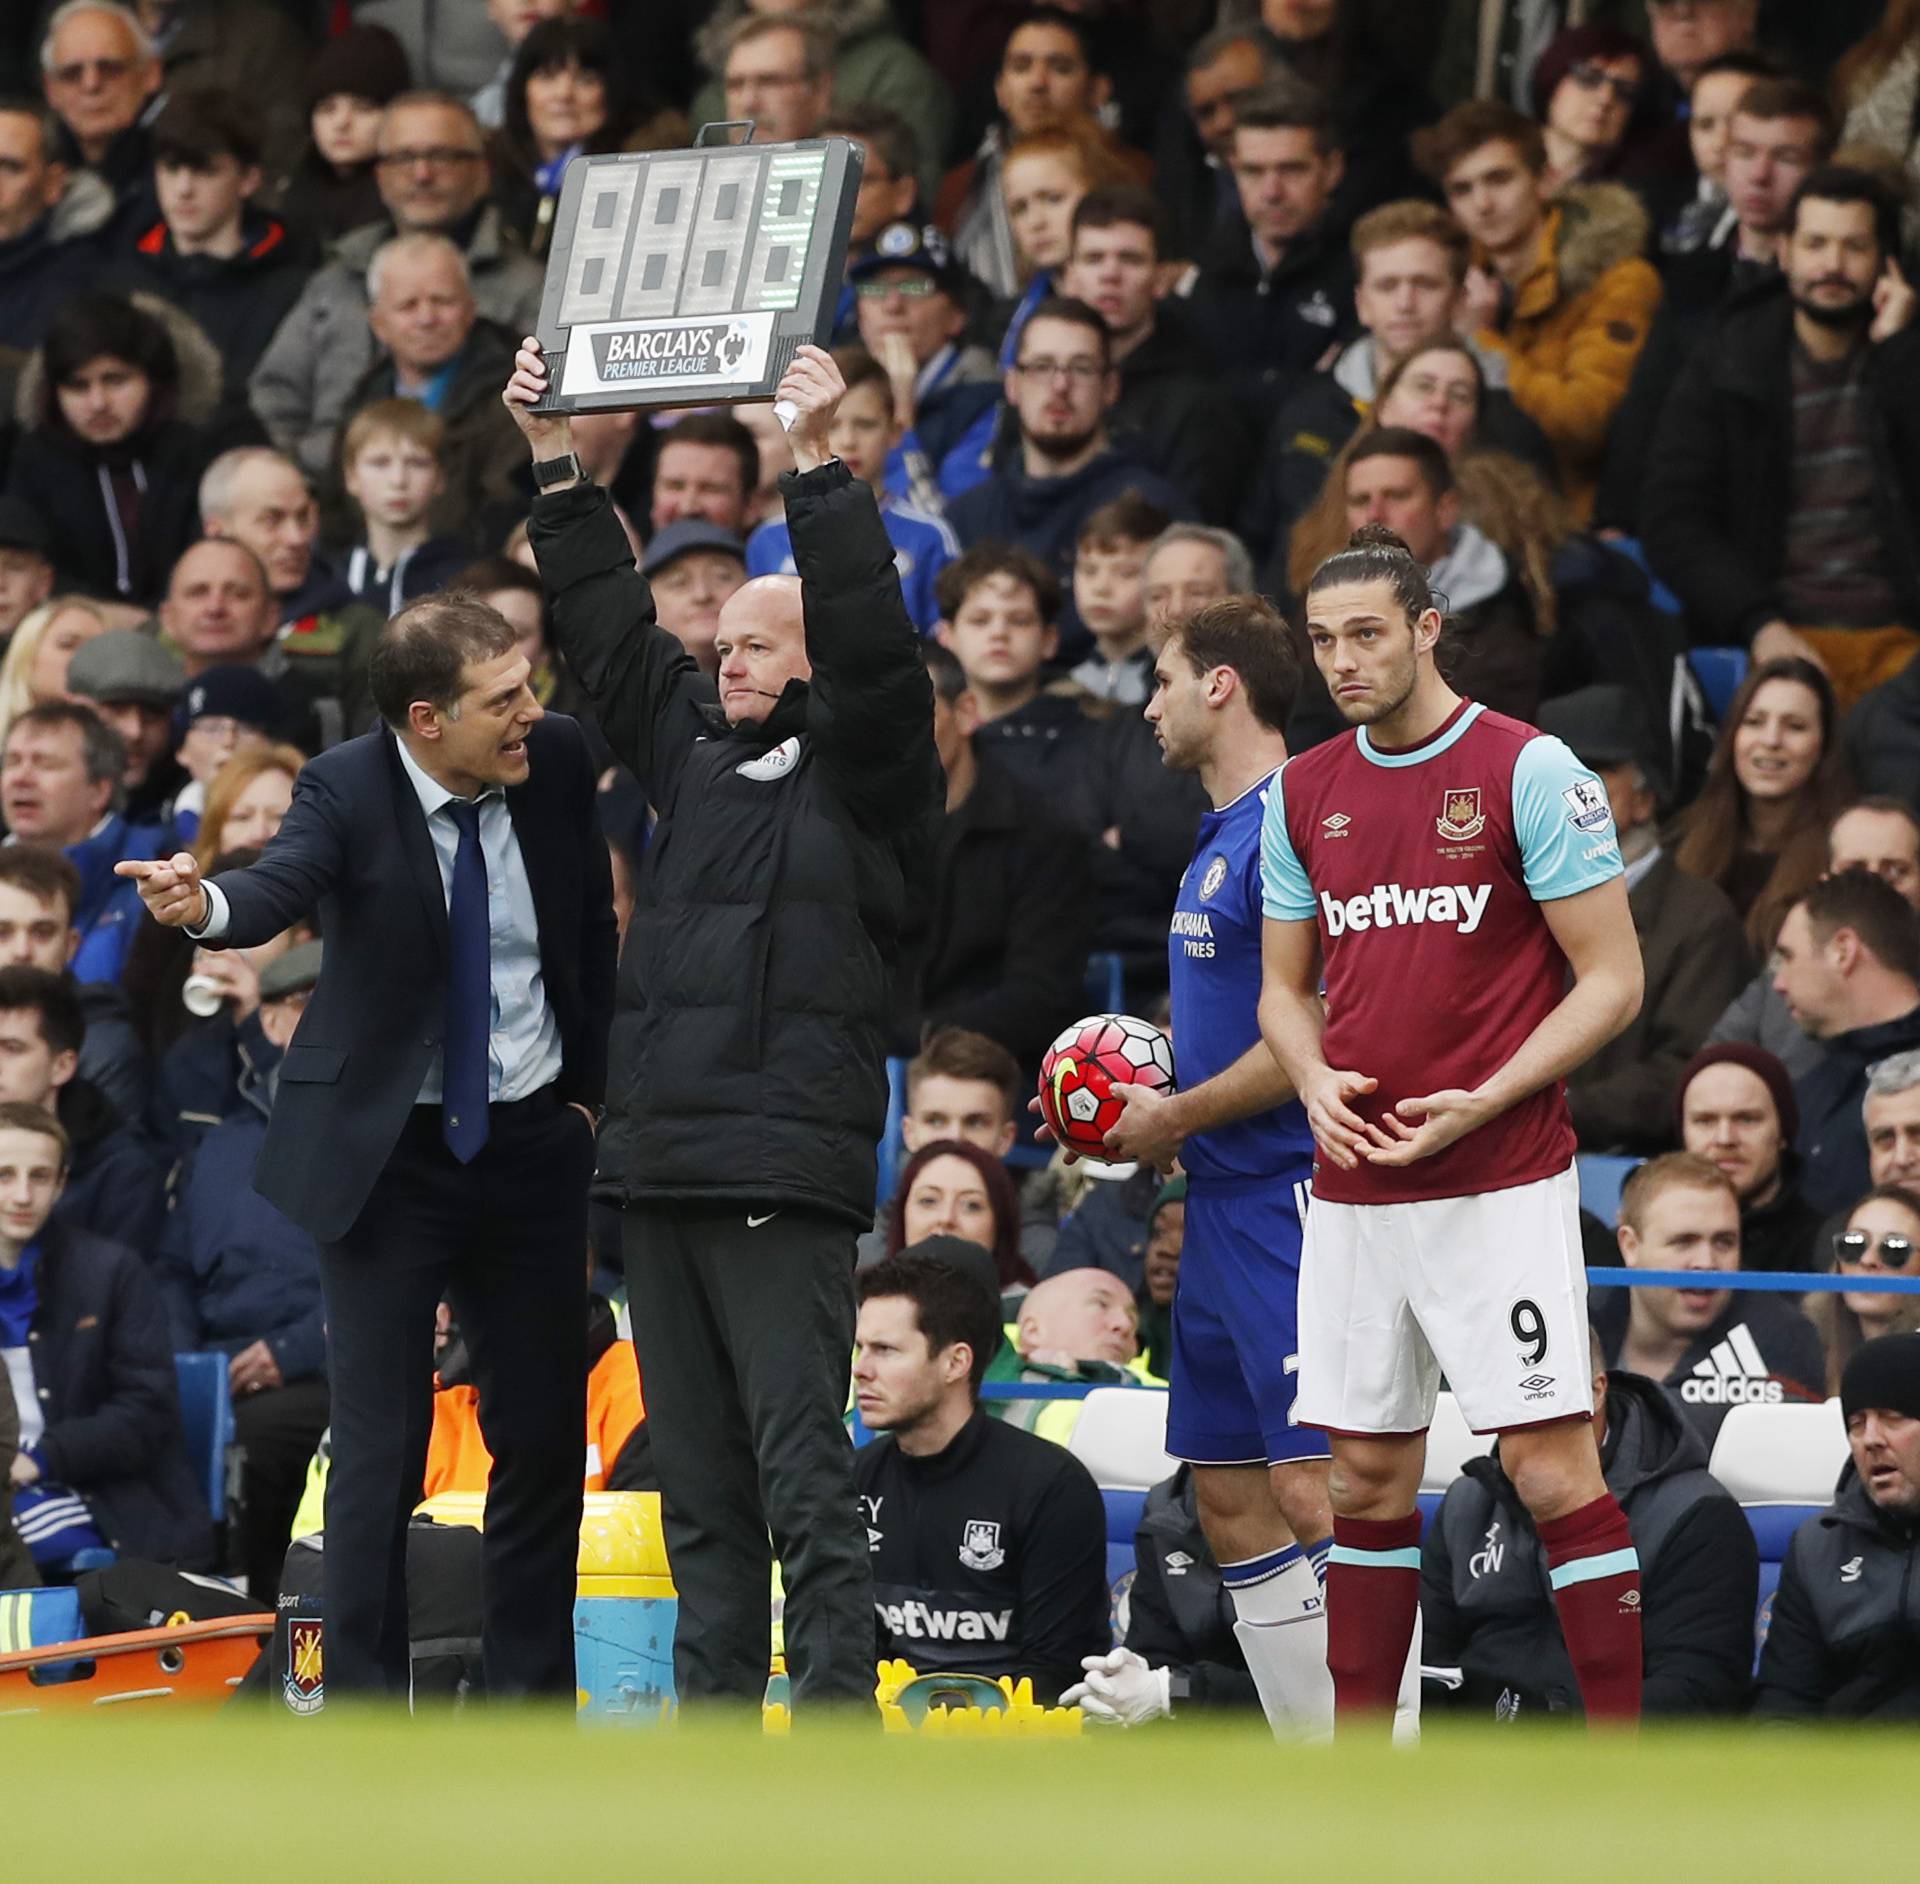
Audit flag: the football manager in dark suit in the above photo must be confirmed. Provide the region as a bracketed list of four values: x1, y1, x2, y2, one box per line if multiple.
[118, 601, 616, 1701]
[504, 339, 941, 1709]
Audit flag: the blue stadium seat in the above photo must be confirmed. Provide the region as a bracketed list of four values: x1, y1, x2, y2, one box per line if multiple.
[1688, 648, 1749, 723]
[174, 1352, 235, 1524]
[875, 1056, 910, 1211]
[1084, 952, 1125, 1013]
[1577, 1153, 1638, 1228]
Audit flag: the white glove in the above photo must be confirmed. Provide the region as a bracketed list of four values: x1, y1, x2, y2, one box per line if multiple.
[1059, 1647, 1172, 1726]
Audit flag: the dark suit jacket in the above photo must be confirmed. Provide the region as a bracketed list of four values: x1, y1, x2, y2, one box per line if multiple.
[201, 716, 617, 1243]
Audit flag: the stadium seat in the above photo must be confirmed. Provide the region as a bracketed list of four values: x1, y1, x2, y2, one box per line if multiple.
[1069, 1386, 1174, 1490]
[1417, 1392, 1490, 1529]
[1576, 1153, 1638, 1228]
[1084, 952, 1125, 1013]
[875, 1057, 910, 1211]
[1688, 647, 1749, 724]
[1711, 1400, 1847, 1662]
[1710, 1398, 1847, 1504]
[1069, 1387, 1174, 1599]
[174, 1352, 236, 1525]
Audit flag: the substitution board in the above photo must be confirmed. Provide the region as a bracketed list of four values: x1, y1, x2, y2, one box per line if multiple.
[530, 132, 863, 413]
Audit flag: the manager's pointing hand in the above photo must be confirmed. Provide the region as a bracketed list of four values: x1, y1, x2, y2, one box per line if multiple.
[115, 852, 210, 930]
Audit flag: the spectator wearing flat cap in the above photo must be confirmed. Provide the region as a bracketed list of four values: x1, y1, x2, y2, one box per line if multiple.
[157, 937, 328, 1602]
[1676, 1042, 1827, 1276]
[639, 519, 747, 683]
[1543, 685, 1749, 1153]
[1757, 1331, 1920, 1718]
[279, 25, 413, 246]
[0, 499, 55, 647]
[64, 629, 187, 832]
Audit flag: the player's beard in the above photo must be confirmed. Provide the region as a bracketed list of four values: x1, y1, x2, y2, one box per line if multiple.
[1328, 647, 1420, 728]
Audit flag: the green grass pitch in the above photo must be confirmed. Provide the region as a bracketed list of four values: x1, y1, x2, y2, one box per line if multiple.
[7, 1712, 1916, 1879]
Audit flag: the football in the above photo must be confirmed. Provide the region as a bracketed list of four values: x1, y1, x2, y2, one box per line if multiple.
[1037, 1013, 1176, 1159]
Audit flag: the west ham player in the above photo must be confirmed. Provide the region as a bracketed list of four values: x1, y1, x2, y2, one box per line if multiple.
[1072, 595, 1338, 1736]
[1258, 526, 1646, 1731]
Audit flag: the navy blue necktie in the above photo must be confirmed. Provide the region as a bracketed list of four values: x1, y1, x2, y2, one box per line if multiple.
[442, 799, 491, 1162]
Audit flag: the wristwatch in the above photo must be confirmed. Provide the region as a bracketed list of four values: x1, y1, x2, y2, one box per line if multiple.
[532, 450, 585, 490]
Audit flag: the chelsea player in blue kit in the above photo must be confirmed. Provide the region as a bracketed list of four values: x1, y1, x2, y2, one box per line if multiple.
[1063, 596, 1342, 1736]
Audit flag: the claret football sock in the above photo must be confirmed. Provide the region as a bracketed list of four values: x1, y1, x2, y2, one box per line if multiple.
[1222, 1541, 1334, 1739]
[1538, 1492, 1643, 1726]
[1325, 1513, 1423, 1732]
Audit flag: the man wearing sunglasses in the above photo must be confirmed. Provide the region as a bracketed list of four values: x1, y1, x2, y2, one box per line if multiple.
[1757, 1330, 1920, 1718]
[1593, 1152, 1824, 1445]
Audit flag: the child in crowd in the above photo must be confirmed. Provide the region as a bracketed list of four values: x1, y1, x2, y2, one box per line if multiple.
[746, 347, 957, 632]
[1066, 493, 1168, 708]
[934, 543, 1084, 791]
[278, 24, 412, 242]
[336, 401, 473, 615]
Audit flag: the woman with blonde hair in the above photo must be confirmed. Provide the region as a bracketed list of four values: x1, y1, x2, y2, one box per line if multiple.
[0, 595, 111, 752]
[1808, 1184, 1920, 1394]
[190, 743, 306, 873]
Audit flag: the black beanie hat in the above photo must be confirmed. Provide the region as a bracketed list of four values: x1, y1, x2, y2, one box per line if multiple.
[1840, 1331, 1920, 1425]
[305, 24, 412, 115]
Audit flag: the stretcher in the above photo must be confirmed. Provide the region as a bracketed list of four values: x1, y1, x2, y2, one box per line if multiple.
[0, 1613, 275, 1714]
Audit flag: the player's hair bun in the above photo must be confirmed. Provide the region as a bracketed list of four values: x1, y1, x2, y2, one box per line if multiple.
[1347, 522, 1414, 558]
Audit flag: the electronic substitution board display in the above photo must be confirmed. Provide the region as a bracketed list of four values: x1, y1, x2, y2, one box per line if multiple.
[531, 133, 863, 413]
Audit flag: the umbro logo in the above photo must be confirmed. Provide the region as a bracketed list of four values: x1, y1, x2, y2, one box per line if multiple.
[1165, 1551, 1194, 1577]
[1841, 1555, 1863, 1583]
[1321, 812, 1352, 838]
[1518, 1373, 1555, 1393]
[1681, 1325, 1784, 1406]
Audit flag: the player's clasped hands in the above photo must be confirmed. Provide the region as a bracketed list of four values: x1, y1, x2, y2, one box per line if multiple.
[1365, 1088, 1489, 1167]
[114, 852, 210, 930]
[1300, 1065, 1388, 1171]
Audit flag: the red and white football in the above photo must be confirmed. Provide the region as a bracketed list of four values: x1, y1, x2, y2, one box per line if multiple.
[1037, 1013, 1176, 1159]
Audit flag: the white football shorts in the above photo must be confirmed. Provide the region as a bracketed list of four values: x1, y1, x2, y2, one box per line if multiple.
[1294, 1162, 1591, 1436]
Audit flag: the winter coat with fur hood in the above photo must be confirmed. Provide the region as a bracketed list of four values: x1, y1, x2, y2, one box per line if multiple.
[1472, 182, 1660, 520]
[3, 295, 260, 605]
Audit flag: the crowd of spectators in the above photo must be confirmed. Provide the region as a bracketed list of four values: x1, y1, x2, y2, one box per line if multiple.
[0, 0, 1917, 1722]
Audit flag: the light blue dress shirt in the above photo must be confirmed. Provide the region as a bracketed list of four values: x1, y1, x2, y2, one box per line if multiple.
[195, 739, 562, 1105]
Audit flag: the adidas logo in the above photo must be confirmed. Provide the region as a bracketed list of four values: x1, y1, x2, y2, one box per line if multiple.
[1680, 1324, 1785, 1406]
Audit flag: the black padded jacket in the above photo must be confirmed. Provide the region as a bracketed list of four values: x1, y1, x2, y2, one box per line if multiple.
[529, 461, 941, 1228]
